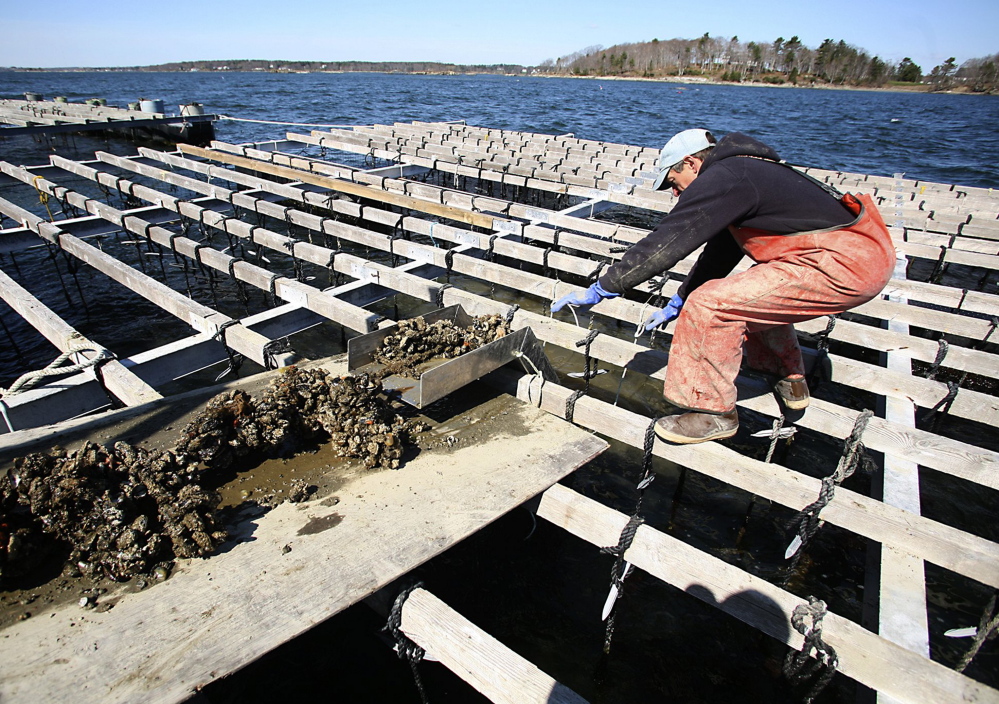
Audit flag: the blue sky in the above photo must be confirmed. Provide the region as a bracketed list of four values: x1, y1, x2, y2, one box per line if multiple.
[2, 0, 996, 73]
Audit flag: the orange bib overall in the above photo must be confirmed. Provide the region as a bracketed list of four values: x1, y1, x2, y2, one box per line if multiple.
[663, 193, 896, 413]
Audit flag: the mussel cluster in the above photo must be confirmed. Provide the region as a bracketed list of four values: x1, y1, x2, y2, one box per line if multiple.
[0, 440, 225, 585]
[0, 366, 423, 587]
[373, 314, 511, 378]
[176, 367, 419, 471]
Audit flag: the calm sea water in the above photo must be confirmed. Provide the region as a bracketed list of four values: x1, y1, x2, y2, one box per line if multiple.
[1, 72, 997, 702]
[2, 71, 999, 187]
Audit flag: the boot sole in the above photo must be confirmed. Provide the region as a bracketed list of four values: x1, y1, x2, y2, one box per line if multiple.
[654, 423, 739, 445]
[779, 397, 810, 411]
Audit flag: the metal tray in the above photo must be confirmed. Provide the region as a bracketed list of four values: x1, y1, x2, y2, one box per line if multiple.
[347, 305, 557, 408]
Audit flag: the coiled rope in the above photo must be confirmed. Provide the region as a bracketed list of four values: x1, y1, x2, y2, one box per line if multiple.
[1, 344, 114, 398]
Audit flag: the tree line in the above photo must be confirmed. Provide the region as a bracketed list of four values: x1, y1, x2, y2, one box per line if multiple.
[537, 36, 999, 93]
[7, 59, 528, 75]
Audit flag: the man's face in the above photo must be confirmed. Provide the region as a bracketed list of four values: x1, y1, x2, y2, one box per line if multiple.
[665, 157, 701, 197]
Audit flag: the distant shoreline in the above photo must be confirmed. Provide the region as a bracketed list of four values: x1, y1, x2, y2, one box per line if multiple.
[0, 66, 980, 95]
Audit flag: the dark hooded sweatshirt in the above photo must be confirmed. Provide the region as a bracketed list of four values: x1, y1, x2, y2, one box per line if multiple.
[597, 132, 856, 298]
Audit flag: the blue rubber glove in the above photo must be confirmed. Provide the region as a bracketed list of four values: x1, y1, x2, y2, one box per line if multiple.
[551, 281, 620, 312]
[641, 294, 684, 334]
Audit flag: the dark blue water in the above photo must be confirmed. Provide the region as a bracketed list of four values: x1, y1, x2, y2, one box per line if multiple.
[3, 71, 999, 188]
[1, 72, 998, 702]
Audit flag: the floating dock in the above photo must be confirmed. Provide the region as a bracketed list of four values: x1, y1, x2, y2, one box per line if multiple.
[0, 97, 216, 143]
[0, 121, 997, 703]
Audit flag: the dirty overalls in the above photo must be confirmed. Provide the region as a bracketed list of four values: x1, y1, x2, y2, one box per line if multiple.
[662, 192, 896, 414]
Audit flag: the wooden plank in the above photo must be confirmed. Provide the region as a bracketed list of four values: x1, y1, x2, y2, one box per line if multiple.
[0, 366, 607, 704]
[400, 589, 587, 704]
[502, 373, 999, 589]
[14, 159, 383, 337]
[536, 483, 998, 704]
[0, 185, 287, 371]
[178, 143, 504, 231]
[37, 151, 999, 478]
[146, 145, 999, 362]
[0, 266, 161, 408]
[874, 254, 930, 700]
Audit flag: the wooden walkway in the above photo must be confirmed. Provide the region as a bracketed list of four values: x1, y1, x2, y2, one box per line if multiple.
[0, 121, 997, 702]
[0, 360, 604, 703]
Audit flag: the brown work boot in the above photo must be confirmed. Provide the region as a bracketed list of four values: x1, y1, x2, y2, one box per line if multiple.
[774, 374, 810, 410]
[654, 409, 739, 445]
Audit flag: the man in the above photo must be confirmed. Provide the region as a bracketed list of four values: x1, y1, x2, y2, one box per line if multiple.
[552, 129, 895, 444]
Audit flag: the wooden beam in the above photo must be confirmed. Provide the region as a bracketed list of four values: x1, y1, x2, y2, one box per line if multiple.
[0, 184, 287, 371]
[178, 143, 505, 232]
[0, 375, 606, 704]
[499, 373, 999, 590]
[400, 588, 587, 704]
[536, 483, 998, 704]
[0, 266, 161, 408]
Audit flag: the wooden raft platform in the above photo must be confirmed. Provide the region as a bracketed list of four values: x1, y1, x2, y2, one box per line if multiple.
[0, 98, 216, 142]
[0, 358, 606, 703]
[0, 121, 998, 702]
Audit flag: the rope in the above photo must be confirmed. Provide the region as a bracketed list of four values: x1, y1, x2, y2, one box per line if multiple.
[268, 274, 282, 306]
[31, 175, 54, 221]
[0, 344, 115, 397]
[504, 304, 519, 326]
[598, 514, 643, 655]
[925, 338, 949, 380]
[955, 591, 999, 673]
[262, 337, 293, 371]
[283, 239, 305, 281]
[444, 249, 455, 283]
[212, 320, 244, 381]
[435, 283, 451, 309]
[574, 330, 599, 394]
[918, 379, 962, 428]
[588, 260, 606, 283]
[564, 389, 585, 424]
[227, 257, 250, 307]
[326, 249, 342, 288]
[783, 596, 839, 703]
[383, 583, 430, 704]
[929, 245, 949, 284]
[597, 416, 658, 658]
[765, 415, 789, 464]
[806, 315, 838, 389]
[785, 410, 874, 562]
[978, 316, 998, 350]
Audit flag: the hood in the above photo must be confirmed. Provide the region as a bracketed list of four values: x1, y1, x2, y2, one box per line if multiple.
[699, 133, 781, 173]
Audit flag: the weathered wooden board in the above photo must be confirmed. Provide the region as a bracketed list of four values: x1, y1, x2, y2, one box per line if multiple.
[401, 588, 588, 704]
[0, 360, 607, 704]
[537, 484, 999, 704]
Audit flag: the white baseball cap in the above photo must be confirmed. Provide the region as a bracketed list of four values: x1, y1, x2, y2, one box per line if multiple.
[651, 129, 715, 190]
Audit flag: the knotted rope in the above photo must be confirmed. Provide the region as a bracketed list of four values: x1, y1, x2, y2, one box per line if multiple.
[384, 583, 430, 704]
[954, 591, 999, 673]
[783, 596, 839, 703]
[785, 410, 874, 565]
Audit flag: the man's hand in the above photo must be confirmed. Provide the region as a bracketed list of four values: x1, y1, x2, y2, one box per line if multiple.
[551, 281, 619, 312]
[640, 294, 684, 334]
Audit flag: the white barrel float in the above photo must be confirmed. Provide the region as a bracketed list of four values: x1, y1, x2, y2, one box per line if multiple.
[180, 103, 204, 116]
[139, 99, 165, 114]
